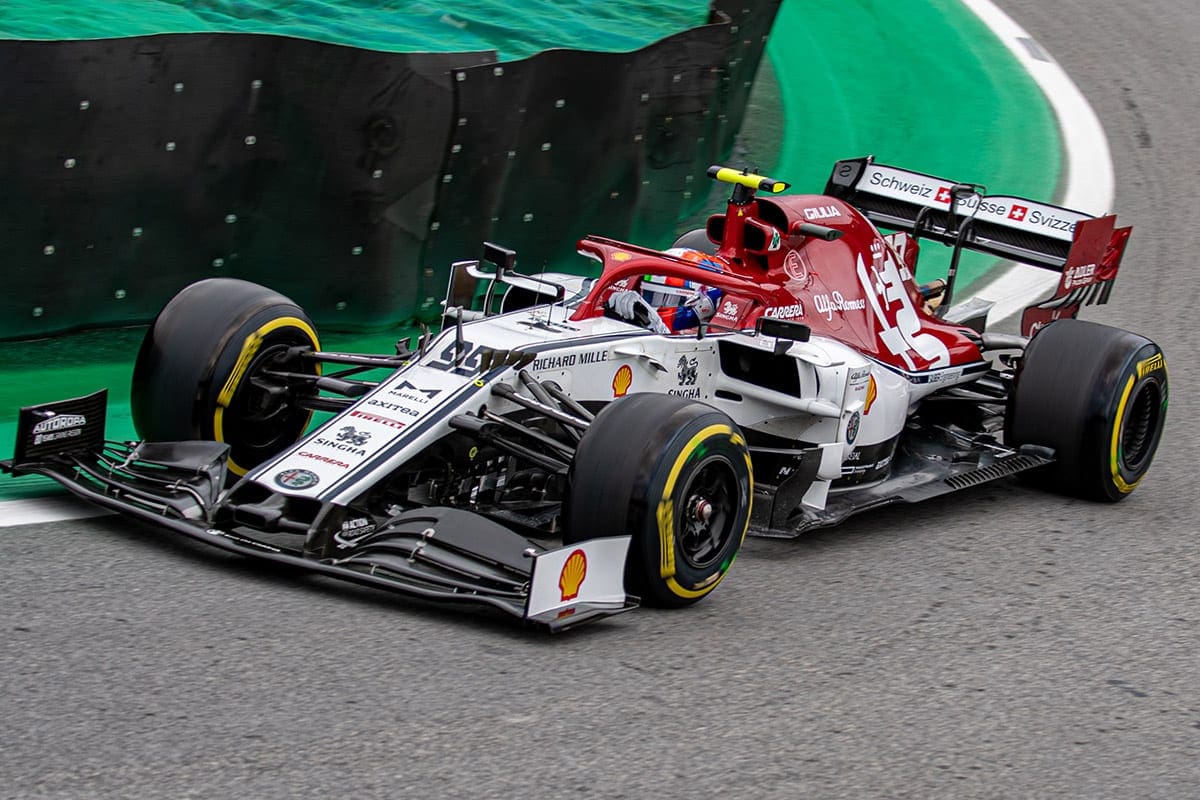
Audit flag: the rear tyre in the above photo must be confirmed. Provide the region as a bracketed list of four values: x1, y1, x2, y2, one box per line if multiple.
[1008, 319, 1167, 501]
[563, 393, 752, 607]
[671, 228, 719, 255]
[131, 278, 321, 476]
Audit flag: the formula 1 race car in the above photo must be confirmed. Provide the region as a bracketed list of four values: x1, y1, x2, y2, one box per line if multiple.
[2, 158, 1168, 630]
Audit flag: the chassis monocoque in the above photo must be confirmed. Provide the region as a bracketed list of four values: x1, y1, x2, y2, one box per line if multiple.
[3, 160, 1168, 630]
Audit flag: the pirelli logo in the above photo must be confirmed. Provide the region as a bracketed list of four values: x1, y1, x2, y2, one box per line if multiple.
[1137, 353, 1165, 378]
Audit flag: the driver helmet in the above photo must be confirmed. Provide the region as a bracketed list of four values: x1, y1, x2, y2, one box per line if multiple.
[641, 248, 726, 330]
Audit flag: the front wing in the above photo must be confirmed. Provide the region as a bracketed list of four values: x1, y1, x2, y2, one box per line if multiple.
[1, 392, 636, 632]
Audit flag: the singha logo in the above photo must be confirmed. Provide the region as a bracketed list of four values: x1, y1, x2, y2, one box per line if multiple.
[677, 356, 698, 387]
[336, 426, 372, 447]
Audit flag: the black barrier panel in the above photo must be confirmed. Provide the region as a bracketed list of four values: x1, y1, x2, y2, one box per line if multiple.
[1, 0, 780, 339]
[419, 48, 647, 313]
[712, 0, 783, 157]
[0, 36, 490, 338]
[626, 10, 738, 244]
[419, 0, 781, 314]
[631, 0, 783, 243]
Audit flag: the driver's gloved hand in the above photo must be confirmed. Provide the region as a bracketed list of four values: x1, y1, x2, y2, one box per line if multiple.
[606, 290, 670, 334]
[684, 289, 716, 323]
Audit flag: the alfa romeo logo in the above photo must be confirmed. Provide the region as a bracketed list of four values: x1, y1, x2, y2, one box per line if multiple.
[846, 412, 861, 445]
[275, 468, 320, 490]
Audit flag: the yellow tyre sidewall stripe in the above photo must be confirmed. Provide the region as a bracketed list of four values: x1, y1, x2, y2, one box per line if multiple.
[213, 315, 320, 476]
[655, 424, 752, 600]
[1109, 375, 1138, 494]
[1109, 351, 1167, 495]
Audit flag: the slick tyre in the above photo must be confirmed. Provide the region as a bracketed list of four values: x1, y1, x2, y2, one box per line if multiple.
[671, 228, 719, 254]
[1008, 318, 1167, 501]
[131, 278, 320, 476]
[564, 393, 752, 607]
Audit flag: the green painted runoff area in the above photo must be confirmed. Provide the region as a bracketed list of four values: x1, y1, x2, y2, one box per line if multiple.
[0, 0, 1060, 501]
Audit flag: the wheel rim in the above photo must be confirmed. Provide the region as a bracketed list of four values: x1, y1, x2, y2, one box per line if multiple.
[224, 341, 315, 457]
[1120, 378, 1164, 472]
[677, 455, 740, 569]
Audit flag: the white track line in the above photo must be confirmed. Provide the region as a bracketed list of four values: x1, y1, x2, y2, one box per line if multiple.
[959, 0, 1115, 323]
[1, 495, 113, 527]
[0, 3, 1113, 529]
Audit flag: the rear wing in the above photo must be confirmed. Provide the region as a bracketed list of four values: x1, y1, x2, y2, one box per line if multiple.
[825, 156, 1131, 332]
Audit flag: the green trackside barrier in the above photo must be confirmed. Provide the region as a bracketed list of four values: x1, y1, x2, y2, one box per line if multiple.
[0, 0, 1061, 501]
[0, 0, 712, 60]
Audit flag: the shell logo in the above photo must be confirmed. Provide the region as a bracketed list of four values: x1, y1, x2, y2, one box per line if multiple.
[612, 364, 633, 397]
[864, 374, 878, 415]
[558, 549, 588, 601]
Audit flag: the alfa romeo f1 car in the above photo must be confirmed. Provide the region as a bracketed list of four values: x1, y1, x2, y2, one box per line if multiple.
[3, 158, 1168, 630]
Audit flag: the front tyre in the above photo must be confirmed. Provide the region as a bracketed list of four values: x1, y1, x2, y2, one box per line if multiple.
[563, 394, 752, 607]
[1008, 319, 1167, 501]
[131, 278, 321, 476]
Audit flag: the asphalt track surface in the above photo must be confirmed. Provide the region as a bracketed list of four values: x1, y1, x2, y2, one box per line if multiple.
[3, 3, 1198, 799]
